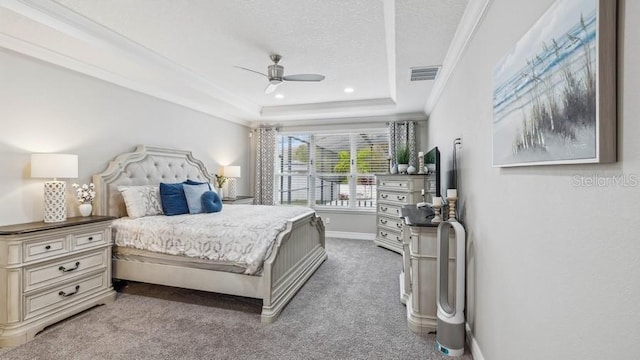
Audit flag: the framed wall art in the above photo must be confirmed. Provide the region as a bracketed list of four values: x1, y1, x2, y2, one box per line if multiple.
[492, 0, 616, 167]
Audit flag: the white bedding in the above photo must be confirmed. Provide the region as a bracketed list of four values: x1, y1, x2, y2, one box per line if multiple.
[111, 205, 314, 275]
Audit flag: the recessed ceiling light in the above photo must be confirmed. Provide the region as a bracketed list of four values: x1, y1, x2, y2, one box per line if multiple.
[275, 93, 284, 99]
[344, 87, 354, 93]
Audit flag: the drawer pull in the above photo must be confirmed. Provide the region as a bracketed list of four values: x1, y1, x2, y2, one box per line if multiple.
[396, 195, 406, 201]
[87, 236, 94, 241]
[381, 194, 389, 199]
[380, 231, 388, 237]
[396, 223, 403, 229]
[380, 219, 388, 225]
[396, 236, 402, 242]
[45, 245, 51, 250]
[380, 206, 388, 212]
[59, 285, 80, 298]
[59, 261, 80, 273]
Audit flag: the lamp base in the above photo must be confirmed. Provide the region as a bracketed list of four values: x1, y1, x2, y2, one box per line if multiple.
[43, 181, 67, 223]
[227, 178, 238, 200]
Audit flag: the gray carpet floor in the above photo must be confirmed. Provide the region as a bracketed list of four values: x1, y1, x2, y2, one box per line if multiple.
[0, 238, 472, 359]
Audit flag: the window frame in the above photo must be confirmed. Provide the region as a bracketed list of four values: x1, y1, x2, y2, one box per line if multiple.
[275, 128, 389, 211]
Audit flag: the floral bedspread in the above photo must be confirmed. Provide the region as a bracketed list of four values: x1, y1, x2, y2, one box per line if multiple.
[111, 205, 314, 275]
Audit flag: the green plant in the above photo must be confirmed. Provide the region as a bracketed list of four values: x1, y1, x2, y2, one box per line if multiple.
[396, 145, 410, 164]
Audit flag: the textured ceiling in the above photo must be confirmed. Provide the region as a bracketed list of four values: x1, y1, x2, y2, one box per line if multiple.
[2, 0, 469, 125]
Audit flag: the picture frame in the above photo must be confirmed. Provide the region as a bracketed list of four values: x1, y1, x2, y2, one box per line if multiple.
[492, 0, 616, 167]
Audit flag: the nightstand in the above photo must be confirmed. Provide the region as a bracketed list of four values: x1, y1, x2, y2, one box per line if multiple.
[222, 196, 254, 205]
[0, 216, 117, 347]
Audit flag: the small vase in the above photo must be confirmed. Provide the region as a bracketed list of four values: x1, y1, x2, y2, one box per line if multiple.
[407, 165, 416, 175]
[217, 187, 224, 200]
[79, 203, 92, 217]
[398, 164, 409, 174]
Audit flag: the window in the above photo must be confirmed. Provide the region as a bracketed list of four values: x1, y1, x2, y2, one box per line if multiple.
[276, 130, 389, 209]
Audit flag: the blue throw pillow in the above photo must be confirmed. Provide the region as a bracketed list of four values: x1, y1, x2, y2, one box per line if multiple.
[159, 182, 189, 216]
[183, 183, 212, 214]
[202, 191, 223, 213]
[184, 179, 212, 190]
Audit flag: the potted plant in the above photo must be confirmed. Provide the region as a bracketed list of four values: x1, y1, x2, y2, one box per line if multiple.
[396, 145, 410, 173]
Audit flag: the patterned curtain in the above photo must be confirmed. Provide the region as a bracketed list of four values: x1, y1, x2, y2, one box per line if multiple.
[254, 127, 277, 205]
[388, 121, 417, 167]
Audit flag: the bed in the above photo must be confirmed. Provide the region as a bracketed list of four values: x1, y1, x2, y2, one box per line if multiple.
[92, 145, 327, 323]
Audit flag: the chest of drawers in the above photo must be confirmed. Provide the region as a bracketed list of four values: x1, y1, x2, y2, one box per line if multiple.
[0, 216, 116, 346]
[374, 174, 431, 253]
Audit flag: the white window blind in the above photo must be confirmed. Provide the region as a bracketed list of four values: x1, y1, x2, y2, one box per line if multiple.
[276, 129, 389, 209]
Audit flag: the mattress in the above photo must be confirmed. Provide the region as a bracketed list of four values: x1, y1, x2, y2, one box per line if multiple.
[111, 205, 315, 275]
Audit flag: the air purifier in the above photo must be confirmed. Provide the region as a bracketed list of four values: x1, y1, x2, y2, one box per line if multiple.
[436, 221, 466, 357]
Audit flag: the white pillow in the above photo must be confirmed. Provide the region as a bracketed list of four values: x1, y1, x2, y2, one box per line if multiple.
[117, 185, 163, 218]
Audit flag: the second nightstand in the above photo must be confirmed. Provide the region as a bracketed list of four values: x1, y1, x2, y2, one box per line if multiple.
[222, 196, 255, 205]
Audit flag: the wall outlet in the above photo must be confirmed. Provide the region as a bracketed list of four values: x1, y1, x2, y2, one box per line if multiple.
[325, 217, 330, 224]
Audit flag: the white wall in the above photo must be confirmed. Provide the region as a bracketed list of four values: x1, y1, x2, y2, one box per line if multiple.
[0, 49, 251, 226]
[427, 0, 640, 359]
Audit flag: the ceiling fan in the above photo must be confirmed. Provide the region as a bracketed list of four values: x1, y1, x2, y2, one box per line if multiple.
[236, 54, 325, 94]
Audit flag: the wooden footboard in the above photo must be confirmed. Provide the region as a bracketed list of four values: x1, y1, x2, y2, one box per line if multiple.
[260, 212, 327, 323]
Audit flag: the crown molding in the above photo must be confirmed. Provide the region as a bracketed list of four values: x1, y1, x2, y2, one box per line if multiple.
[424, 0, 493, 115]
[2, 0, 257, 125]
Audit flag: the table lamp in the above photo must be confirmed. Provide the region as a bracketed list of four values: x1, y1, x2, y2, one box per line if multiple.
[224, 165, 241, 200]
[31, 153, 78, 223]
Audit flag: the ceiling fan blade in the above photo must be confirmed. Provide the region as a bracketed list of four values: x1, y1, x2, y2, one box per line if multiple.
[265, 82, 281, 94]
[235, 66, 268, 78]
[282, 74, 325, 82]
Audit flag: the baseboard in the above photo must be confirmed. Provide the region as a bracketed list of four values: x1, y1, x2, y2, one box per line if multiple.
[466, 322, 485, 360]
[325, 231, 375, 241]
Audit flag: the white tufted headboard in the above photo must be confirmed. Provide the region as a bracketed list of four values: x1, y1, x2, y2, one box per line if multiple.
[93, 145, 213, 218]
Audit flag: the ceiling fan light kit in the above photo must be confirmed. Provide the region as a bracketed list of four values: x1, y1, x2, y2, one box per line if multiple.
[238, 54, 325, 94]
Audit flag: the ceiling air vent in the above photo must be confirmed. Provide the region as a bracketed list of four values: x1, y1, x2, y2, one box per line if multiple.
[410, 66, 440, 81]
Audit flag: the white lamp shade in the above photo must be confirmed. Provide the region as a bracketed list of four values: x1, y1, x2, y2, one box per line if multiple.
[31, 154, 78, 179]
[224, 165, 241, 178]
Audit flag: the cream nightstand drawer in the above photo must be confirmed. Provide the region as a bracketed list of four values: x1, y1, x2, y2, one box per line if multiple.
[24, 272, 108, 321]
[24, 237, 68, 262]
[71, 231, 106, 251]
[24, 249, 108, 292]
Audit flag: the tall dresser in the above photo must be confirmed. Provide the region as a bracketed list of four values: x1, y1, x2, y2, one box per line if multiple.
[0, 216, 116, 346]
[375, 174, 432, 253]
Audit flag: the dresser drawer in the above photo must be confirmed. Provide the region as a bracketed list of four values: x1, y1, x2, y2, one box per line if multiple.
[378, 216, 404, 232]
[377, 203, 402, 217]
[378, 178, 411, 190]
[24, 249, 108, 292]
[23, 237, 68, 263]
[377, 228, 404, 243]
[71, 230, 106, 251]
[24, 272, 108, 320]
[379, 191, 411, 205]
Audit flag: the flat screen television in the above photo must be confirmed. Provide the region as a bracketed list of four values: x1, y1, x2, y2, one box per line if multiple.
[424, 146, 441, 198]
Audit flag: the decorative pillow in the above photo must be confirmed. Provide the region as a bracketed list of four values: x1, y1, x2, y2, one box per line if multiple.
[117, 185, 163, 218]
[183, 179, 212, 190]
[159, 182, 190, 216]
[202, 191, 223, 213]
[183, 183, 212, 214]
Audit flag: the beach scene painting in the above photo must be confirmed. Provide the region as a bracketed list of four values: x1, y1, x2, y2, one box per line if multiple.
[492, 0, 616, 167]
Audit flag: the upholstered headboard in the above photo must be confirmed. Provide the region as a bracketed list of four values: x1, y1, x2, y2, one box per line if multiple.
[93, 145, 213, 218]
